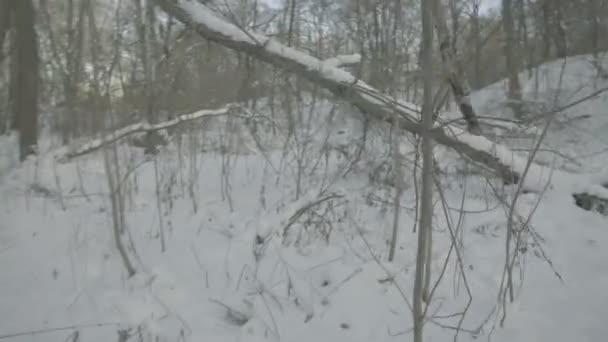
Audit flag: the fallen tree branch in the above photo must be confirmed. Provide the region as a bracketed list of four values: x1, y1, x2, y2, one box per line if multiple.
[59, 104, 239, 160]
[152, 0, 608, 214]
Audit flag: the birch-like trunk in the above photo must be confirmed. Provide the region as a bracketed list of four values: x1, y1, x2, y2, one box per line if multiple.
[430, 0, 480, 133]
[413, 0, 434, 340]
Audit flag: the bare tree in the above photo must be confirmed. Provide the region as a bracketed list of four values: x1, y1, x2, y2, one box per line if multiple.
[502, 0, 524, 118]
[468, 0, 482, 88]
[430, 0, 481, 133]
[0, 1, 10, 61]
[39, 0, 86, 143]
[133, 0, 166, 154]
[413, 1, 434, 341]
[388, 124, 404, 262]
[6, 0, 39, 160]
[0, 1, 11, 133]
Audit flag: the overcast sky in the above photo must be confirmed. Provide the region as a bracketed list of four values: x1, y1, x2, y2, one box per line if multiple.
[480, 0, 501, 13]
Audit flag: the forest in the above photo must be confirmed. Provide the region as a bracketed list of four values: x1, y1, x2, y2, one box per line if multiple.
[1, 0, 608, 341]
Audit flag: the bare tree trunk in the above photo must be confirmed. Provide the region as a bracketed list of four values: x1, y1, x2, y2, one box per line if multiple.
[134, 0, 164, 154]
[66, 1, 86, 143]
[587, 0, 600, 58]
[470, 1, 481, 89]
[66, 0, 86, 141]
[103, 145, 137, 278]
[430, 0, 481, 133]
[0, 0, 10, 61]
[286, 0, 297, 46]
[0, 0, 12, 134]
[144, 0, 158, 111]
[540, 0, 552, 59]
[10, 0, 39, 160]
[413, 0, 434, 340]
[518, 0, 534, 78]
[39, 0, 86, 143]
[84, 0, 137, 277]
[503, 0, 524, 118]
[388, 124, 403, 262]
[85, 0, 106, 133]
[448, 0, 460, 49]
[553, 1, 567, 58]
[133, 0, 150, 115]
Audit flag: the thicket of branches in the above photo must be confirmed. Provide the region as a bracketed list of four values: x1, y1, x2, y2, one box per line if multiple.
[1, 0, 607, 150]
[1, 1, 607, 341]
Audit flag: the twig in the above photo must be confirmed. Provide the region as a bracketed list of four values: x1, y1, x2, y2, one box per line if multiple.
[433, 177, 473, 342]
[524, 86, 608, 124]
[0, 323, 121, 340]
[349, 213, 413, 312]
[501, 115, 554, 327]
[282, 192, 344, 243]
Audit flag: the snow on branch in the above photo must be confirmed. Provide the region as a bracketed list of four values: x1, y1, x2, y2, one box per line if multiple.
[59, 104, 239, 161]
[323, 54, 361, 68]
[154, 0, 608, 212]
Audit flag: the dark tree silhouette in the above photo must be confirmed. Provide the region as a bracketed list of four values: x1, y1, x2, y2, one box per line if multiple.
[3, 0, 39, 161]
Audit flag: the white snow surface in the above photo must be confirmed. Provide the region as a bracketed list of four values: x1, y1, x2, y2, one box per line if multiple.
[2, 58, 608, 342]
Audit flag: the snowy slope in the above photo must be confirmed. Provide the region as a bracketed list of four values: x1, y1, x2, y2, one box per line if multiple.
[472, 54, 608, 174]
[1, 56, 608, 342]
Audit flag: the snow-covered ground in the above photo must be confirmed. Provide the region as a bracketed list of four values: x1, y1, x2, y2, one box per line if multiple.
[1, 55, 607, 342]
[472, 53, 608, 174]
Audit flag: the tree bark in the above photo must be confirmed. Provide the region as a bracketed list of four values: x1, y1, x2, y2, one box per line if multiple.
[132, 0, 159, 113]
[39, 0, 87, 143]
[587, 0, 600, 58]
[552, 1, 567, 58]
[517, 0, 533, 77]
[0, 0, 11, 62]
[413, 0, 434, 340]
[0, 0, 12, 134]
[503, 0, 524, 118]
[430, 0, 481, 133]
[540, 0, 551, 59]
[470, 2, 481, 89]
[10, 0, 39, 160]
